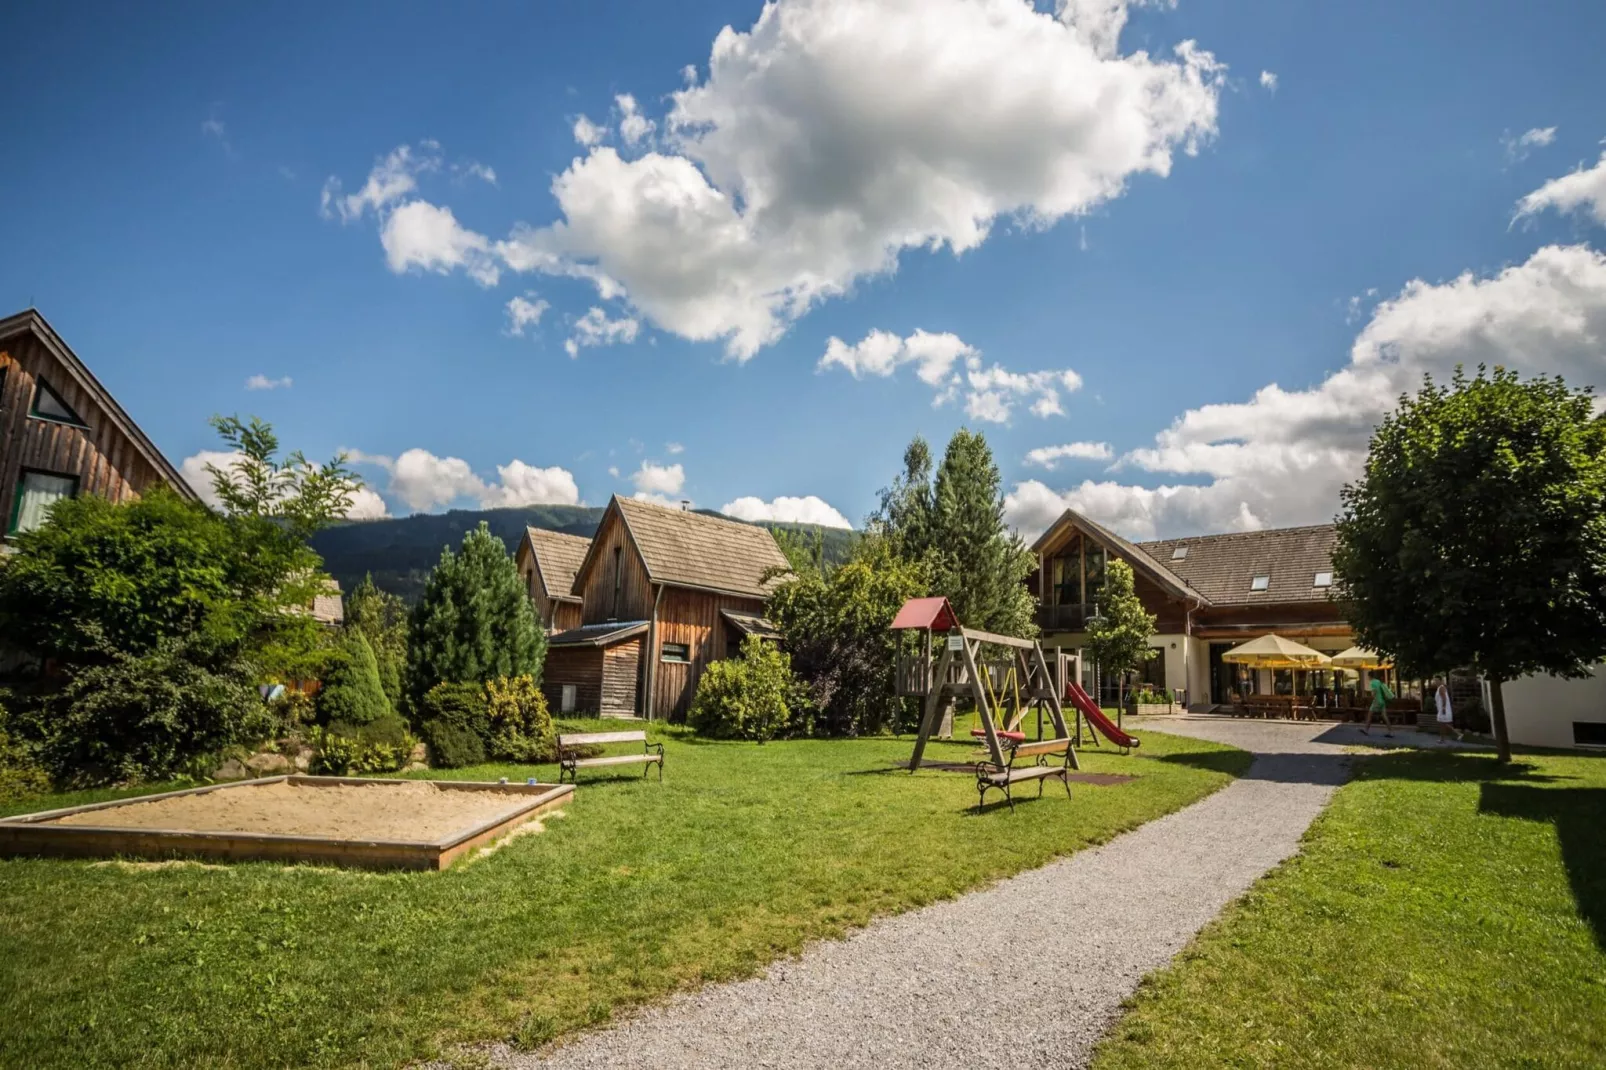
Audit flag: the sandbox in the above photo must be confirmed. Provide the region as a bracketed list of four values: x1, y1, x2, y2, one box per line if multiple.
[0, 775, 573, 870]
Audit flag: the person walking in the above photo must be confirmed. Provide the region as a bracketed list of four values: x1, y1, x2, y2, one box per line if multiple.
[1361, 674, 1394, 737]
[1434, 679, 1464, 743]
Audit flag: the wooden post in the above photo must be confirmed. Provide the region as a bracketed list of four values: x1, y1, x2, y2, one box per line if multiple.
[908, 642, 956, 770]
[960, 637, 1007, 767]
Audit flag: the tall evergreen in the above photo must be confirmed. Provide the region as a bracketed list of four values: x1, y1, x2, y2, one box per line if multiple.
[317, 630, 391, 726]
[928, 429, 1037, 636]
[344, 574, 408, 708]
[404, 523, 546, 714]
[873, 435, 935, 560]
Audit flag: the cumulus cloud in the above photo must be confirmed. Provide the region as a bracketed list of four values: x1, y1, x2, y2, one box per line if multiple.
[245, 374, 292, 391]
[343, 487, 391, 519]
[352, 448, 580, 512]
[631, 460, 685, 496]
[1024, 441, 1113, 468]
[455, 160, 498, 185]
[504, 293, 550, 336]
[1258, 70, 1277, 92]
[615, 93, 656, 146]
[1515, 148, 1606, 227]
[321, 142, 440, 223]
[338, 1, 1224, 358]
[820, 328, 1081, 422]
[182, 449, 391, 519]
[1502, 125, 1558, 164]
[564, 306, 640, 357]
[381, 200, 500, 285]
[573, 114, 607, 147]
[721, 494, 852, 528]
[1005, 242, 1606, 541]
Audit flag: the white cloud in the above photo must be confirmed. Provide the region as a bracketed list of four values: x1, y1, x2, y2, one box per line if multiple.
[573, 114, 607, 147]
[360, 0, 1223, 357]
[564, 306, 640, 357]
[1004, 243, 1606, 542]
[615, 93, 656, 146]
[343, 487, 391, 520]
[456, 160, 498, 185]
[665, 441, 685, 454]
[607, 465, 621, 478]
[245, 374, 292, 391]
[504, 293, 550, 336]
[1024, 441, 1113, 468]
[820, 328, 1080, 422]
[354, 448, 580, 512]
[1502, 125, 1558, 164]
[201, 117, 226, 139]
[721, 494, 852, 528]
[1258, 69, 1277, 92]
[380, 200, 501, 286]
[631, 460, 685, 497]
[321, 143, 440, 223]
[1515, 148, 1606, 227]
[183, 449, 391, 520]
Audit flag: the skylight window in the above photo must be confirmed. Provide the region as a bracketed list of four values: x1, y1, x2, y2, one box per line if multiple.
[1250, 575, 1270, 592]
[1171, 545, 1188, 560]
[1313, 571, 1333, 588]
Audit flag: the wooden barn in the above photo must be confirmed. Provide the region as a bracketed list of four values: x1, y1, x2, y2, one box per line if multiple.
[515, 526, 589, 633]
[0, 309, 195, 539]
[540, 495, 788, 720]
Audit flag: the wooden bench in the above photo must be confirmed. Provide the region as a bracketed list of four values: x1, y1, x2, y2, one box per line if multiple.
[975, 737, 1073, 813]
[557, 731, 664, 785]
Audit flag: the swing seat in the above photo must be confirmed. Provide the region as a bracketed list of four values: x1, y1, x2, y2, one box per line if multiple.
[970, 728, 1026, 742]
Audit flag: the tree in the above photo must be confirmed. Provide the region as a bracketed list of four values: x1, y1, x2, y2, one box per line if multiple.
[404, 523, 546, 713]
[317, 630, 391, 727]
[205, 415, 363, 538]
[928, 429, 1037, 637]
[1081, 559, 1157, 708]
[344, 575, 408, 708]
[689, 637, 805, 742]
[768, 535, 929, 736]
[1333, 367, 1606, 762]
[872, 435, 935, 561]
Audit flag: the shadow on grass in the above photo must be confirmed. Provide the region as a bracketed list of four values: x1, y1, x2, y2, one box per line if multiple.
[1154, 743, 1569, 791]
[1480, 783, 1606, 952]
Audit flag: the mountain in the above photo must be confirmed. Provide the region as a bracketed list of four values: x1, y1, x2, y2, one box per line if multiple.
[309, 503, 857, 605]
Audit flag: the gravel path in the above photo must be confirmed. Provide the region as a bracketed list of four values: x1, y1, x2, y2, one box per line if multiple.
[478, 721, 1358, 1070]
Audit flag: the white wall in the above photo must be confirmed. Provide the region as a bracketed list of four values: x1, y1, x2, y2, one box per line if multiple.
[1496, 664, 1606, 750]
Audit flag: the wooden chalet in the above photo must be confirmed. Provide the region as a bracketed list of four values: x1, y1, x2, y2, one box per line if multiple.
[515, 527, 589, 633]
[1031, 509, 1349, 707]
[0, 310, 195, 538]
[540, 495, 789, 720]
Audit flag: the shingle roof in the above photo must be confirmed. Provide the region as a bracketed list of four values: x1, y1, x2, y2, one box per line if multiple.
[1137, 524, 1337, 606]
[524, 527, 591, 602]
[614, 496, 789, 599]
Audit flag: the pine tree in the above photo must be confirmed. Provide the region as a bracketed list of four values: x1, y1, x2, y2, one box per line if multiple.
[317, 630, 392, 726]
[928, 429, 1037, 636]
[404, 523, 546, 714]
[345, 574, 408, 708]
[1082, 559, 1157, 707]
[872, 435, 934, 560]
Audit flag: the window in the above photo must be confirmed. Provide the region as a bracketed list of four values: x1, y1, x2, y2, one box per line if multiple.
[610, 545, 622, 620]
[29, 377, 86, 427]
[661, 642, 691, 663]
[1250, 575, 1270, 591]
[1575, 722, 1606, 747]
[1313, 571, 1333, 588]
[10, 471, 78, 535]
[560, 684, 578, 714]
[1171, 545, 1188, 560]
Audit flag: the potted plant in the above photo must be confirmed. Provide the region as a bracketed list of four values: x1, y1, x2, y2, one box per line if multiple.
[1125, 686, 1180, 716]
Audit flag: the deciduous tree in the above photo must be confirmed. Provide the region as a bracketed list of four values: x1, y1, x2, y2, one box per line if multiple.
[1082, 559, 1157, 707]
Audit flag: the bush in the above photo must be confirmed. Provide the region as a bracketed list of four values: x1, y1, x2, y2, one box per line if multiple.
[0, 699, 50, 803]
[308, 716, 416, 776]
[485, 675, 557, 762]
[689, 638, 806, 742]
[42, 640, 272, 784]
[317, 630, 391, 726]
[270, 688, 316, 729]
[418, 719, 485, 768]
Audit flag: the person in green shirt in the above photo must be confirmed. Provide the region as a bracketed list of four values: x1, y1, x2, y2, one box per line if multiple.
[1361, 675, 1395, 737]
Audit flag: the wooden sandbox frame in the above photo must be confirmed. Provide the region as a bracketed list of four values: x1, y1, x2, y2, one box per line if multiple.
[0, 775, 574, 871]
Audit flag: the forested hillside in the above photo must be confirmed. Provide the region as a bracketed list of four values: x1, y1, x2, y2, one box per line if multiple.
[310, 504, 857, 604]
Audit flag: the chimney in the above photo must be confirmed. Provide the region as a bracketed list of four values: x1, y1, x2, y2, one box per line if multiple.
[680, 499, 691, 511]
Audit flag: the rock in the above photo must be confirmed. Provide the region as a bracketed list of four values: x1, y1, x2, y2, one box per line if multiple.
[409, 741, 428, 763]
[212, 759, 248, 782]
[244, 751, 292, 776]
[401, 761, 429, 773]
[293, 750, 312, 772]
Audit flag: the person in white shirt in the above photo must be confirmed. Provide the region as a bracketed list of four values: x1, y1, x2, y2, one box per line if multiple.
[1434, 680, 1463, 743]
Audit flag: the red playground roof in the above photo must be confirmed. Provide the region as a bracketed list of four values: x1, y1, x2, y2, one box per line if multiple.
[890, 596, 961, 632]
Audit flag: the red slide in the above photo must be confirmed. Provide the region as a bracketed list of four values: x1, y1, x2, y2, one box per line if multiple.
[1065, 682, 1142, 749]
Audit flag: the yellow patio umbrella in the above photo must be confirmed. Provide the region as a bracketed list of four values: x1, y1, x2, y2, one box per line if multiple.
[1220, 634, 1333, 669]
[1330, 646, 1393, 670]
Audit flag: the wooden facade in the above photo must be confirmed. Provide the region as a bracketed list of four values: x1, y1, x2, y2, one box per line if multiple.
[0, 311, 194, 535]
[515, 542, 583, 632]
[650, 585, 769, 721]
[542, 636, 642, 717]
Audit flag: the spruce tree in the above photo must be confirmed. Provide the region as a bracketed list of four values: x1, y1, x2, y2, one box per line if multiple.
[404, 523, 546, 714]
[345, 574, 408, 708]
[873, 435, 935, 560]
[317, 630, 391, 726]
[928, 429, 1037, 636]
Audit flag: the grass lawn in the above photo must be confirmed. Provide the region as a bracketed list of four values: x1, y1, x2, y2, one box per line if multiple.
[1093, 745, 1606, 1069]
[0, 721, 1247, 1069]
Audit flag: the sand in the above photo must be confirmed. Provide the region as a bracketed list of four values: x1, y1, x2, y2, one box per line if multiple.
[48, 780, 536, 842]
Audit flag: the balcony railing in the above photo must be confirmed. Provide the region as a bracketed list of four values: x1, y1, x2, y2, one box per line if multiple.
[1036, 602, 1097, 632]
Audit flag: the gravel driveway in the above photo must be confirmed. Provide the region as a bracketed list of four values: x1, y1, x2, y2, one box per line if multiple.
[467, 719, 1365, 1070]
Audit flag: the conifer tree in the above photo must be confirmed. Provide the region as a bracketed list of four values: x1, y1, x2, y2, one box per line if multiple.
[928, 429, 1037, 636]
[317, 630, 391, 726]
[345, 574, 408, 708]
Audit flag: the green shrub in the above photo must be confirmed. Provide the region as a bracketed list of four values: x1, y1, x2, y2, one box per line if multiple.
[485, 675, 557, 762]
[308, 715, 417, 776]
[42, 640, 272, 784]
[0, 699, 50, 803]
[418, 719, 485, 768]
[270, 688, 316, 728]
[317, 630, 391, 726]
[689, 638, 805, 742]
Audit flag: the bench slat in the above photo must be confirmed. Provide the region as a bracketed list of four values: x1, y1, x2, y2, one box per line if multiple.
[981, 765, 1066, 785]
[559, 731, 648, 746]
[1011, 738, 1071, 759]
[569, 754, 661, 769]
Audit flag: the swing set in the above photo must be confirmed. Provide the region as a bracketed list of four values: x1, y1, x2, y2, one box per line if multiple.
[891, 597, 1079, 811]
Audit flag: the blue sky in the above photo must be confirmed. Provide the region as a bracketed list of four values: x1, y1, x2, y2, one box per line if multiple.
[5, 0, 1606, 538]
